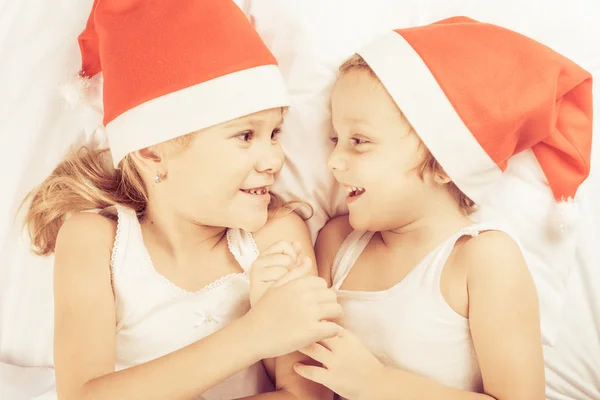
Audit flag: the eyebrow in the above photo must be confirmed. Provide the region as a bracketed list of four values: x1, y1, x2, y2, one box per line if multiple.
[346, 118, 376, 131]
[222, 116, 284, 129]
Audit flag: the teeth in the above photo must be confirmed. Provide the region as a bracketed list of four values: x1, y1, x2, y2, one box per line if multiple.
[343, 185, 364, 195]
[247, 188, 267, 195]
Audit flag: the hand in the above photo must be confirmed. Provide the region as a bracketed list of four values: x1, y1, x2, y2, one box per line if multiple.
[244, 269, 343, 360]
[294, 326, 385, 400]
[249, 241, 306, 307]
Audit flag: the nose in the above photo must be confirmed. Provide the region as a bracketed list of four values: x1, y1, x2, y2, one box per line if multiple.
[327, 146, 348, 172]
[256, 142, 285, 174]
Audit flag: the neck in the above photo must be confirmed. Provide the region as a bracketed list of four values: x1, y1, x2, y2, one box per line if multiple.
[140, 204, 227, 259]
[380, 197, 472, 251]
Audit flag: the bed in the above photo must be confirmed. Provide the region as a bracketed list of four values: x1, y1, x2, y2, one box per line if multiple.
[1, 0, 598, 398]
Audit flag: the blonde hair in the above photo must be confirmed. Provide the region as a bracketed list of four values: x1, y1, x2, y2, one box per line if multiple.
[338, 54, 476, 215]
[22, 132, 302, 256]
[415, 150, 476, 214]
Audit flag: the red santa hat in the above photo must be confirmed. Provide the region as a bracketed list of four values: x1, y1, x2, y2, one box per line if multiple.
[67, 0, 289, 167]
[357, 17, 593, 235]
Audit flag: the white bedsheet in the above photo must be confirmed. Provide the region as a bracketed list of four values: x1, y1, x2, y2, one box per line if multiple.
[0, 1, 598, 399]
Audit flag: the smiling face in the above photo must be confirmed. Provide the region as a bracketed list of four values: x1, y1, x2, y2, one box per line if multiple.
[153, 107, 285, 232]
[329, 70, 439, 231]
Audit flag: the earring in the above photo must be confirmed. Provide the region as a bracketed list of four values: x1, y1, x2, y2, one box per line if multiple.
[154, 171, 163, 184]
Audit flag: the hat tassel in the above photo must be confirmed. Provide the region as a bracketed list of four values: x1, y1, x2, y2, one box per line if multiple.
[549, 197, 581, 240]
[60, 73, 92, 108]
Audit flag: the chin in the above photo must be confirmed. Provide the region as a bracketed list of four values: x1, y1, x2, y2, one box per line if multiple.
[237, 210, 269, 232]
[350, 207, 398, 232]
[348, 210, 373, 231]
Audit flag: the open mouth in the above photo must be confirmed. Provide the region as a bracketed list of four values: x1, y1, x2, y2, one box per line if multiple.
[239, 187, 271, 203]
[240, 187, 269, 195]
[343, 185, 366, 200]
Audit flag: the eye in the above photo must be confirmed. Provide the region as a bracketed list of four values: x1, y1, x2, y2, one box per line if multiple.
[351, 137, 370, 146]
[236, 130, 254, 142]
[271, 127, 283, 141]
[329, 136, 339, 145]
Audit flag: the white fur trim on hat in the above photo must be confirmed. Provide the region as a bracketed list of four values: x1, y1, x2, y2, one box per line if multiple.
[358, 31, 502, 205]
[105, 65, 289, 167]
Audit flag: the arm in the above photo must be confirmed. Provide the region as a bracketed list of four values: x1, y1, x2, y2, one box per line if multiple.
[465, 231, 545, 399]
[251, 214, 353, 400]
[236, 354, 331, 400]
[54, 213, 276, 400]
[358, 368, 494, 400]
[296, 231, 545, 400]
[244, 210, 334, 400]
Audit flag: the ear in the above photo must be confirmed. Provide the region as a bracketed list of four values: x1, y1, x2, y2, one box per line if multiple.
[130, 146, 165, 176]
[433, 170, 452, 185]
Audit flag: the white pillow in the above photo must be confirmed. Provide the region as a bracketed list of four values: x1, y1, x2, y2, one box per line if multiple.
[0, 0, 96, 370]
[1, 1, 599, 399]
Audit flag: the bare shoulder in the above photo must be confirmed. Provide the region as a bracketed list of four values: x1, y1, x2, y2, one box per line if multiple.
[54, 211, 117, 272]
[314, 214, 354, 286]
[457, 230, 531, 286]
[315, 214, 354, 254]
[56, 211, 117, 249]
[252, 208, 311, 252]
[459, 230, 524, 265]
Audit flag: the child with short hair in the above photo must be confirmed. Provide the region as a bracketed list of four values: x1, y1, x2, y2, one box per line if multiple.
[294, 17, 593, 400]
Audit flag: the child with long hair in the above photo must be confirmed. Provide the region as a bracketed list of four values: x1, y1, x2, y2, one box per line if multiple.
[22, 1, 341, 399]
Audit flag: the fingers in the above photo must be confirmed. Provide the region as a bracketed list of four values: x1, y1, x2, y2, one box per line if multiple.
[252, 253, 296, 271]
[298, 342, 332, 366]
[273, 256, 313, 288]
[318, 336, 340, 351]
[318, 326, 347, 350]
[278, 274, 328, 292]
[251, 265, 289, 283]
[315, 321, 342, 340]
[312, 288, 338, 304]
[292, 241, 302, 256]
[293, 363, 328, 386]
[304, 275, 328, 289]
[318, 302, 344, 321]
[262, 241, 300, 261]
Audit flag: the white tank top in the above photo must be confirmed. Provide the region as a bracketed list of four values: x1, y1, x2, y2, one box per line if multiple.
[331, 224, 504, 396]
[108, 205, 273, 399]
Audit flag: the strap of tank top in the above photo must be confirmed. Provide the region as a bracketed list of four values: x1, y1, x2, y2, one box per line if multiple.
[457, 222, 503, 239]
[331, 230, 375, 290]
[108, 204, 136, 275]
[226, 228, 260, 272]
[427, 222, 505, 284]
